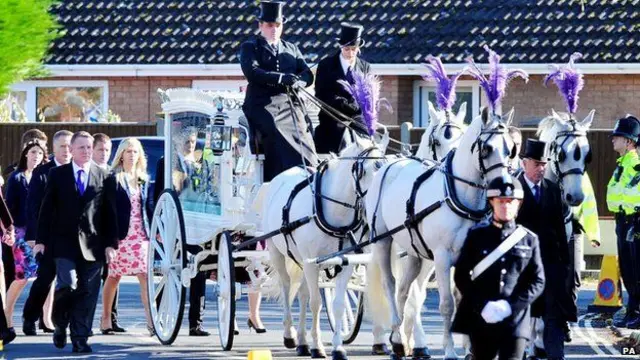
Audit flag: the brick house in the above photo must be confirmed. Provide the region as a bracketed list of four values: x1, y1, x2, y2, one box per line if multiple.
[6, 0, 639, 129]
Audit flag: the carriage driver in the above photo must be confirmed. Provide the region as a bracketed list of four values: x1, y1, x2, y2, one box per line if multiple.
[452, 175, 545, 360]
[239, 1, 314, 182]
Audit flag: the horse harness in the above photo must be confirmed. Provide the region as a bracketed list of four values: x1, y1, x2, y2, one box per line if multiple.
[548, 119, 592, 183]
[279, 146, 383, 277]
[429, 112, 464, 162]
[370, 126, 511, 260]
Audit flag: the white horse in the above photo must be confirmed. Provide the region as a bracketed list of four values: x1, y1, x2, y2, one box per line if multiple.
[263, 131, 390, 359]
[366, 107, 516, 360]
[528, 109, 594, 353]
[416, 101, 468, 162]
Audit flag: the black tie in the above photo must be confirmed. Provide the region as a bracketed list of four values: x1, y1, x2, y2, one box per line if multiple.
[533, 184, 541, 203]
[346, 66, 354, 84]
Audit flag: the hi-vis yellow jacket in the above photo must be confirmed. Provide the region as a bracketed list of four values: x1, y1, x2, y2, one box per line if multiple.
[607, 150, 640, 215]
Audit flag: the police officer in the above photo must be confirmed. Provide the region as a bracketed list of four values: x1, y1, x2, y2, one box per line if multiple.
[313, 22, 371, 154]
[607, 115, 640, 329]
[453, 175, 545, 360]
[239, 1, 315, 182]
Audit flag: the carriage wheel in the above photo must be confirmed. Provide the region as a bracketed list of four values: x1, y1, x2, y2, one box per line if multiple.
[321, 283, 364, 344]
[216, 231, 236, 351]
[147, 190, 187, 345]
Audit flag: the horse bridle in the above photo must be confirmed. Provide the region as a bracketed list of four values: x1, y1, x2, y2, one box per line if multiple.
[429, 115, 465, 161]
[470, 123, 515, 182]
[549, 120, 592, 181]
[350, 146, 387, 198]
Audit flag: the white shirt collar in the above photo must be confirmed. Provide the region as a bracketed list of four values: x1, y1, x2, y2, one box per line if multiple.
[523, 175, 541, 192]
[339, 54, 355, 77]
[72, 161, 91, 175]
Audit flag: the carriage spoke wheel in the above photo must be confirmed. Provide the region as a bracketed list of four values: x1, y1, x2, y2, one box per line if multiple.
[321, 279, 364, 344]
[216, 231, 236, 351]
[147, 190, 187, 345]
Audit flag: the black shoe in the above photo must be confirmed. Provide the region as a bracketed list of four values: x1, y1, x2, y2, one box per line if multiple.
[534, 346, 547, 359]
[53, 327, 67, 349]
[563, 322, 572, 343]
[247, 319, 267, 333]
[112, 322, 127, 333]
[100, 328, 115, 335]
[38, 319, 54, 333]
[2, 327, 16, 345]
[22, 319, 37, 336]
[189, 326, 210, 336]
[627, 316, 640, 329]
[614, 316, 630, 328]
[72, 340, 93, 353]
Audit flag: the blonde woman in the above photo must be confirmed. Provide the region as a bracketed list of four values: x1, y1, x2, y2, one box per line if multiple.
[100, 138, 154, 335]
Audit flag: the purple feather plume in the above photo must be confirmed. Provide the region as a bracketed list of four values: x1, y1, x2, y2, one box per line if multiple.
[339, 71, 393, 136]
[544, 52, 584, 114]
[421, 56, 467, 111]
[466, 45, 529, 112]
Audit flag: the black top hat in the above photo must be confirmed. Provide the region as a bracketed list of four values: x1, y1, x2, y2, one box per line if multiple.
[337, 22, 365, 47]
[611, 115, 640, 142]
[258, 1, 285, 23]
[487, 175, 524, 199]
[520, 139, 548, 162]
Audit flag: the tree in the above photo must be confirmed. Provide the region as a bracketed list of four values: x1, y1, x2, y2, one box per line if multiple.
[0, 0, 61, 98]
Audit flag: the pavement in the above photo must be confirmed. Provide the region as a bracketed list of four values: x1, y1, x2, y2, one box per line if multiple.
[0, 278, 632, 359]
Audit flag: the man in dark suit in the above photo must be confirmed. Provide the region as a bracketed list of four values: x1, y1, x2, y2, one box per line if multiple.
[314, 22, 371, 154]
[239, 1, 315, 181]
[23, 130, 73, 336]
[36, 131, 116, 353]
[516, 139, 574, 360]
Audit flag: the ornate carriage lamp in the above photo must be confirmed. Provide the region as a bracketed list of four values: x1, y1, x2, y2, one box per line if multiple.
[209, 114, 233, 155]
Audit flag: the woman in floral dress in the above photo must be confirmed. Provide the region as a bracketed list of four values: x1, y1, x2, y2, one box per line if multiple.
[4, 141, 53, 331]
[100, 137, 153, 335]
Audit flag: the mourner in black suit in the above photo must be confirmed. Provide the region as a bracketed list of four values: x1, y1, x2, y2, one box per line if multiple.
[314, 22, 371, 154]
[36, 132, 115, 353]
[516, 139, 574, 360]
[453, 176, 545, 360]
[23, 129, 73, 336]
[239, 1, 315, 181]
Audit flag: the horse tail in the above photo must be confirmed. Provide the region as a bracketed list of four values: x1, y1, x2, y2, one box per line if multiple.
[261, 256, 303, 305]
[364, 241, 402, 329]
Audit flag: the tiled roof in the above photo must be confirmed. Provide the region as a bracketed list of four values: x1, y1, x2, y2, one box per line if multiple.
[46, 0, 640, 65]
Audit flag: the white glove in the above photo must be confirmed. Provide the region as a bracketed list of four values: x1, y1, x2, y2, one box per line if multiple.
[494, 299, 512, 319]
[480, 302, 503, 324]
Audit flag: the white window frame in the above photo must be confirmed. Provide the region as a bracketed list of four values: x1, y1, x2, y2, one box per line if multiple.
[10, 80, 109, 122]
[412, 80, 480, 127]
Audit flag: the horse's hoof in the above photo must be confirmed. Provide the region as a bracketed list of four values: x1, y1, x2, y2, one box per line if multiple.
[391, 342, 406, 357]
[310, 348, 327, 359]
[284, 337, 297, 349]
[331, 350, 348, 360]
[296, 345, 311, 356]
[412, 347, 431, 359]
[390, 354, 407, 360]
[372, 343, 390, 355]
[464, 354, 474, 360]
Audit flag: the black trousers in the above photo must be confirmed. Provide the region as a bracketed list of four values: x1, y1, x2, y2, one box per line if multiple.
[22, 252, 56, 323]
[470, 331, 527, 360]
[53, 258, 102, 342]
[616, 216, 640, 313]
[189, 270, 207, 329]
[0, 282, 8, 333]
[244, 106, 308, 182]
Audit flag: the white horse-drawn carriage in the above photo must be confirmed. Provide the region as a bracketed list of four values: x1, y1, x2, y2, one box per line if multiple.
[145, 47, 594, 360]
[146, 87, 367, 351]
